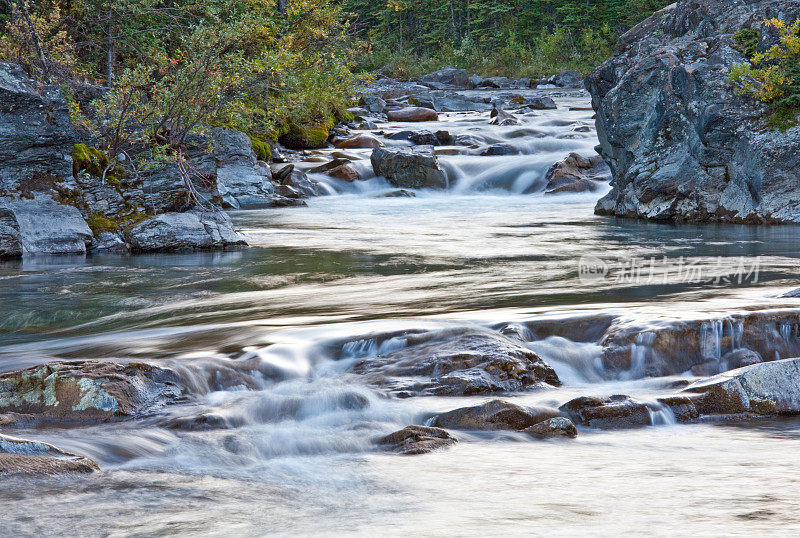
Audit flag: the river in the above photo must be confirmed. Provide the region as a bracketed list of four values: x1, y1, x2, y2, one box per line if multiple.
[2, 89, 800, 535]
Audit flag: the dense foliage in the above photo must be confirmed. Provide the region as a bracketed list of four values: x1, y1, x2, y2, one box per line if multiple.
[341, 0, 671, 78]
[730, 18, 800, 130]
[0, 0, 357, 164]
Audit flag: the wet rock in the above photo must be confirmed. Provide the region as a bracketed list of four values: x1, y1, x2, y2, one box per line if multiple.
[127, 210, 247, 252]
[519, 96, 557, 110]
[0, 62, 76, 194]
[453, 135, 484, 147]
[489, 108, 521, 126]
[435, 130, 453, 145]
[548, 70, 584, 89]
[377, 189, 416, 198]
[370, 146, 448, 190]
[559, 395, 653, 429]
[0, 198, 92, 256]
[161, 412, 230, 431]
[523, 417, 578, 439]
[407, 96, 436, 110]
[478, 77, 514, 90]
[335, 133, 384, 149]
[481, 143, 518, 156]
[377, 425, 457, 455]
[90, 231, 129, 254]
[386, 107, 438, 122]
[0, 361, 184, 423]
[327, 163, 360, 182]
[212, 128, 275, 209]
[352, 329, 560, 396]
[418, 66, 470, 89]
[359, 95, 386, 114]
[683, 358, 800, 416]
[469, 74, 483, 89]
[542, 153, 610, 194]
[407, 130, 440, 146]
[588, 1, 800, 223]
[308, 158, 351, 174]
[0, 434, 99, 475]
[430, 399, 561, 431]
[273, 165, 324, 197]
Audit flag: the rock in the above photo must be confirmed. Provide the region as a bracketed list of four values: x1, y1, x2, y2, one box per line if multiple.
[351, 328, 560, 396]
[386, 107, 438, 122]
[0, 434, 99, 475]
[127, 210, 247, 252]
[559, 395, 654, 429]
[523, 417, 578, 439]
[0, 62, 76, 194]
[273, 165, 325, 197]
[407, 130, 440, 146]
[434, 94, 492, 112]
[212, 128, 276, 209]
[481, 143, 518, 156]
[0, 198, 92, 256]
[0, 361, 184, 423]
[519, 96, 557, 110]
[469, 74, 483, 89]
[335, 133, 384, 149]
[376, 189, 416, 198]
[327, 163, 360, 182]
[430, 399, 561, 431]
[309, 158, 352, 174]
[478, 77, 514, 89]
[682, 358, 800, 416]
[377, 425, 457, 455]
[278, 122, 330, 150]
[588, 1, 800, 223]
[358, 95, 386, 114]
[90, 231, 129, 254]
[418, 66, 470, 89]
[548, 70, 584, 89]
[542, 153, 610, 194]
[370, 146, 448, 190]
[435, 130, 453, 145]
[489, 108, 521, 126]
[453, 134, 483, 146]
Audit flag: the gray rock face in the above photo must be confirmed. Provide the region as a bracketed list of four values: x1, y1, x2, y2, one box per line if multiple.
[127, 210, 247, 252]
[212, 128, 275, 209]
[548, 70, 584, 89]
[683, 358, 800, 415]
[523, 416, 578, 439]
[0, 198, 92, 255]
[0, 62, 76, 193]
[418, 66, 470, 89]
[370, 146, 448, 189]
[588, 0, 800, 223]
[542, 153, 610, 194]
[351, 329, 560, 396]
[377, 425, 457, 455]
[0, 434, 99, 475]
[430, 399, 561, 431]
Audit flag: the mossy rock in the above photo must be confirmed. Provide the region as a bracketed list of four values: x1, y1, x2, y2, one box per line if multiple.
[278, 121, 330, 150]
[248, 135, 272, 161]
[73, 144, 124, 181]
[334, 107, 355, 123]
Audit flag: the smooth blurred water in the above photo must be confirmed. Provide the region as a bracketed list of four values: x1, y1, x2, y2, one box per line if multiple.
[3, 92, 800, 536]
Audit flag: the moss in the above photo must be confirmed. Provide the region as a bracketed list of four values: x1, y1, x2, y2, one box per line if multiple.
[248, 135, 272, 161]
[86, 213, 120, 235]
[334, 106, 354, 123]
[766, 107, 799, 132]
[278, 120, 330, 150]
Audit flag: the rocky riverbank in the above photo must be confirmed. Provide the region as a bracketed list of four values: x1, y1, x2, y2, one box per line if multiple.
[588, 0, 800, 223]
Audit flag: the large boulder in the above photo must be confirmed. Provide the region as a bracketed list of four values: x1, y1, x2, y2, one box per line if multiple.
[430, 399, 561, 431]
[0, 361, 184, 423]
[336, 133, 384, 149]
[682, 358, 800, 415]
[212, 128, 275, 209]
[588, 1, 800, 223]
[386, 107, 438, 122]
[127, 210, 247, 252]
[351, 329, 560, 396]
[370, 146, 448, 189]
[0, 62, 76, 194]
[0, 198, 92, 256]
[542, 153, 611, 194]
[0, 434, 99, 475]
[376, 425, 457, 455]
[418, 66, 470, 89]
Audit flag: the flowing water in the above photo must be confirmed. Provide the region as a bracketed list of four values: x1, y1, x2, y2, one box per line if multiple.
[3, 89, 800, 535]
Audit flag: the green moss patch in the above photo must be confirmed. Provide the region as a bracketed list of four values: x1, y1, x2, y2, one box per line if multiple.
[278, 121, 330, 150]
[248, 135, 272, 161]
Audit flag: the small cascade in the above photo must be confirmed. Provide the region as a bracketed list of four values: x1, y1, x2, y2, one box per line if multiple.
[623, 332, 655, 380]
[700, 319, 724, 361]
[646, 402, 677, 426]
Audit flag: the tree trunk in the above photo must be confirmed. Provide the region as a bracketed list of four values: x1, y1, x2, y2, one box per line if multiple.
[106, 20, 115, 84]
[16, 0, 51, 80]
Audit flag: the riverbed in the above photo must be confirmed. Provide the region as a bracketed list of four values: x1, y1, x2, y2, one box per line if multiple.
[3, 90, 800, 535]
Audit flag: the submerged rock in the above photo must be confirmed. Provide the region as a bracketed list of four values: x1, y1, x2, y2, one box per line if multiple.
[489, 108, 521, 126]
[0, 361, 184, 423]
[377, 425, 457, 455]
[588, 0, 800, 223]
[351, 329, 560, 396]
[127, 210, 247, 252]
[0, 434, 99, 475]
[370, 146, 448, 189]
[430, 399, 561, 431]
